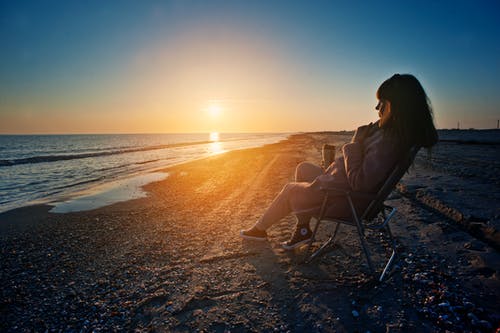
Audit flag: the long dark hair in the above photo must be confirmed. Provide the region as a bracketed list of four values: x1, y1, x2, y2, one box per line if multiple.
[377, 74, 438, 149]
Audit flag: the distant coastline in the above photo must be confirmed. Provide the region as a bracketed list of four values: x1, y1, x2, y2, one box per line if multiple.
[437, 128, 500, 145]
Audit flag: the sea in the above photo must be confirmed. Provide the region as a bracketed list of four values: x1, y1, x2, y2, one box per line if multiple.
[0, 133, 289, 213]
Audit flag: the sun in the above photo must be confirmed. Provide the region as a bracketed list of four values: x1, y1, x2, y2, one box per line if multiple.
[207, 103, 222, 117]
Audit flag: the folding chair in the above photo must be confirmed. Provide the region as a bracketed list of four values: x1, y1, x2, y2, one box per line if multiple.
[303, 146, 420, 282]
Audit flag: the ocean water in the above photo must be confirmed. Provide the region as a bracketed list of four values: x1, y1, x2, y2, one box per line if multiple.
[0, 133, 289, 213]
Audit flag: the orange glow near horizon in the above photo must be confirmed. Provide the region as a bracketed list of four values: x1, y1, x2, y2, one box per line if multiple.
[0, 27, 373, 134]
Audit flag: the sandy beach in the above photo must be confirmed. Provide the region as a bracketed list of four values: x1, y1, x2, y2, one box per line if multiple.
[1, 133, 499, 332]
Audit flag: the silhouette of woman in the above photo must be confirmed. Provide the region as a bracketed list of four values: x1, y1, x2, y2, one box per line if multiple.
[240, 74, 438, 249]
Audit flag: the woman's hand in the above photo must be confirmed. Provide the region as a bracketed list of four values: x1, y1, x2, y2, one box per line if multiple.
[309, 174, 333, 191]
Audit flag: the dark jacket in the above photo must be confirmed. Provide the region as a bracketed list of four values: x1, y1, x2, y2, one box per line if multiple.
[312, 126, 400, 218]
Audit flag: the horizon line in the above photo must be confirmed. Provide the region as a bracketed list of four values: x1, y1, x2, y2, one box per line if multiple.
[1, 127, 499, 136]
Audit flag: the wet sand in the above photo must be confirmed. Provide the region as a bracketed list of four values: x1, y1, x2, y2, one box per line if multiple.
[1, 133, 499, 332]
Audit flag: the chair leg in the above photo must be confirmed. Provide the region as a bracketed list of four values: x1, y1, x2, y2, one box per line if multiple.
[304, 193, 330, 262]
[379, 223, 398, 281]
[332, 222, 341, 241]
[305, 222, 340, 264]
[346, 196, 375, 276]
[357, 227, 375, 276]
[304, 217, 321, 262]
[379, 249, 396, 282]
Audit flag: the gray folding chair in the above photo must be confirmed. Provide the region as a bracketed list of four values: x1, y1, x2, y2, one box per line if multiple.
[303, 146, 420, 282]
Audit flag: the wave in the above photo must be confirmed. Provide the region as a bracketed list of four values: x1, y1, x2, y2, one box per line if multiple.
[0, 140, 213, 167]
[51, 177, 107, 190]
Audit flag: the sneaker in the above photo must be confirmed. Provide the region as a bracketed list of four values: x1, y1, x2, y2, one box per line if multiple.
[240, 226, 267, 241]
[282, 226, 312, 250]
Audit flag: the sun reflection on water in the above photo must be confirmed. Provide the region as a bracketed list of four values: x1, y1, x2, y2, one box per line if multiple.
[209, 132, 219, 142]
[208, 132, 225, 154]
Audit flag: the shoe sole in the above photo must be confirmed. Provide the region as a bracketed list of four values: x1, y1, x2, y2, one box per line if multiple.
[239, 230, 267, 241]
[282, 238, 312, 250]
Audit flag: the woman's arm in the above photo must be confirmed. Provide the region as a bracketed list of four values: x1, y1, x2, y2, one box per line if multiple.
[342, 129, 399, 192]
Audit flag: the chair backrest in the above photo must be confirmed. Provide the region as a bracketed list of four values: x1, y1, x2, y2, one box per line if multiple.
[362, 146, 420, 220]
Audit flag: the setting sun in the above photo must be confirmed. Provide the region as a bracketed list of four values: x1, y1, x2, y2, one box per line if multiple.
[207, 104, 222, 118]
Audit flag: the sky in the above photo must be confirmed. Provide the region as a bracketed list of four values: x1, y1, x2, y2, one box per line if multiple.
[1, 0, 499, 134]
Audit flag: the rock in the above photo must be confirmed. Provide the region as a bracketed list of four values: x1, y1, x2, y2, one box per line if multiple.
[438, 314, 449, 321]
[467, 312, 479, 322]
[192, 309, 204, 317]
[463, 302, 475, 311]
[463, 241, 486, 251]
[477, 320, 492, 330]
[438, 302, 450, 310]
[351, 310, 359, 318]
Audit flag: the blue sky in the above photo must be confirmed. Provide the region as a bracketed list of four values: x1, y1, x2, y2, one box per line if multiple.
[1, 0, 499, 133]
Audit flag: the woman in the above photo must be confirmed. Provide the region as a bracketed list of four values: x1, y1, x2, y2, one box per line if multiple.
[240, 74, 438, 249]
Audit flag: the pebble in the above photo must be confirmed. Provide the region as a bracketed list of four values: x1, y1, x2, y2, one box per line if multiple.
[463, 241, 486, 251]
[477, 319, 492, 330]
[437, 302, 450, 309]
[400, 246, 498, 333]
[192, 309, 204, 317]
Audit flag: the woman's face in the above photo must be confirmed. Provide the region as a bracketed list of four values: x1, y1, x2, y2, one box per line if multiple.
[376, 99, 392, 127]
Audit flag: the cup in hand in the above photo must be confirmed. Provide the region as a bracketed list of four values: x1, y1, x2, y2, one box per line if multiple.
[322, 144, 336, 168]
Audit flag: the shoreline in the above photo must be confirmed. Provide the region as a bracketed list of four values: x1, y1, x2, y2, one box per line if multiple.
[0, 135, 302, 231]
[49, 172, 169, 214]
[0, 132, 292, 215]
[1, 133, 499, 332]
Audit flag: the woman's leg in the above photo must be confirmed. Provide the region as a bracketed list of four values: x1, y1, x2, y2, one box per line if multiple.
[240, 162, 324, 241]
[295, 161, 323, 182]
[254, 181, 324, 230]
[294, 162, 323, 227]
[240, 182, 304, 240]
[254, 183, 298, 231]
[254, 162, 323, 230]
